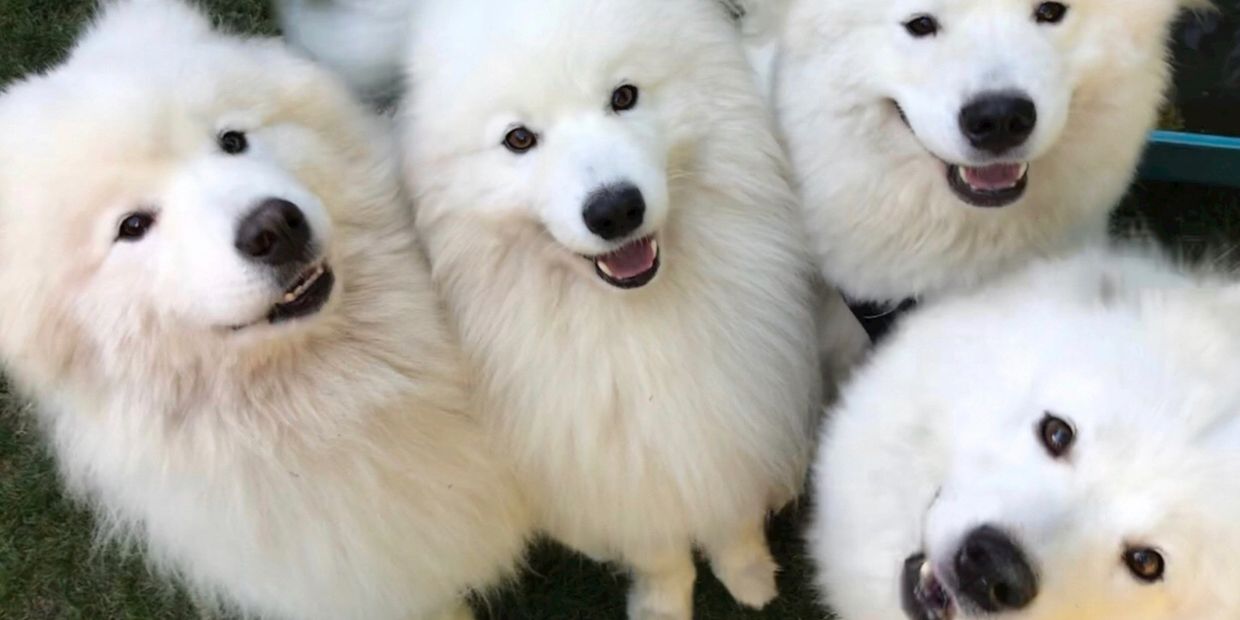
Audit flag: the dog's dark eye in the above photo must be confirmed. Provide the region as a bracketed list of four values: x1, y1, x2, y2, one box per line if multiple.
[1038, 413, 1075, 458]
[1034, 2, 1069, 24]
[1124, 547, 1165, 583]
[503, 126, 538, 154]
[218, 130, 248, 155]
[904, 15, 940, 38]
[117, 212, 156, 242]
[611, 84, 639, 113]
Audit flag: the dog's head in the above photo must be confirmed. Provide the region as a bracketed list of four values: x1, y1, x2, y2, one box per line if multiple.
[784, 0, 1200, 209]
[404, 0, 745, 292]
[0, 0, 384, 384]
[866, 252, 1240, 620]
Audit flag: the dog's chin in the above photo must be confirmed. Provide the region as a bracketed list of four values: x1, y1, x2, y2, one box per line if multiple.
[891, 101, 1029, 209]
[902, 554, 958, 620]
[227, 260, 336, 332]
[582, 236, 661, 290]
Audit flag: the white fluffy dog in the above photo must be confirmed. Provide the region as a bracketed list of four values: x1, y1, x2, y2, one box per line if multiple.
[0, 2, 529, 619]
[284, 0, 826, 617]
[812, 247, 1240, 619]
[739, 0, 1202, 337]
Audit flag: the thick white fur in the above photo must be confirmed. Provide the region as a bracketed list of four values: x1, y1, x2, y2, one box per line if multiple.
[277, 0, 412, 105]
[387, 0, 823, 617]
[0, 2, 529, 619]
[746, 0, 1201, 304]
[812, 246, 1240, 619]
[722, 0, 792, 97]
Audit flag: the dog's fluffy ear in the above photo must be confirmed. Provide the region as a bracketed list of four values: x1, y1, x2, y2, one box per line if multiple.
[72, 0, 215, 63]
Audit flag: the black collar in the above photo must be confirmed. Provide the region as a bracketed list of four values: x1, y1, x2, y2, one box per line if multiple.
[846, 297, 919, 344]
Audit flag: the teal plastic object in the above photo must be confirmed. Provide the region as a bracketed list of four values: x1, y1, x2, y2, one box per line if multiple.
[1139, 130, 1240, 188]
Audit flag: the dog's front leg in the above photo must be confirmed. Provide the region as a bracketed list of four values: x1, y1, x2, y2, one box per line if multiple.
[625, 546, 696, 620]
[701, 517, 779, 610]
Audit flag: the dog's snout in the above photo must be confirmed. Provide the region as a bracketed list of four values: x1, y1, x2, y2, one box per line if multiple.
[954, 526, 1038, 612]
[583, 184, 646, 241]
[235, 198, 313, 266]
[959, 93, 1037, 154]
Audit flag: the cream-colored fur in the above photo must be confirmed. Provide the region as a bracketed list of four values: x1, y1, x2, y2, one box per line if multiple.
[0, 2, 528, 619]
[393, 0, 823, 617]
[745, 0, 1202, 305]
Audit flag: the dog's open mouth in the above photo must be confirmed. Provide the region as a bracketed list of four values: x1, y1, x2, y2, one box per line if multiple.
[903, 554, 957, 620]
[946, 163, 1029, 208]
[587, 236, 660, 289]
[268, 261, 335, 324]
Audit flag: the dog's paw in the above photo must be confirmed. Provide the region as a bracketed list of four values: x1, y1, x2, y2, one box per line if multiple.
[626, 568, 694, 620]
[626, 589, 692, 620]
[626, 549, 695, 620]
[714, 552, 778, 609]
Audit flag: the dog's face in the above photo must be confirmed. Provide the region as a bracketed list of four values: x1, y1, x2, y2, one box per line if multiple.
[800, 0, 1189, 209]
[887, 276, 1240, 620]
[405, 0, 734, 291]
[0, 2, 374, 377]
[479, 75, 670, 291]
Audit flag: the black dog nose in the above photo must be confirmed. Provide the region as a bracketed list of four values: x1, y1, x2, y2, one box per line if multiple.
[954, 526, 1039, 612]
[583, 184, 645, 241]
[235, 198, 312, 266]
[959, 93, 1037, 154]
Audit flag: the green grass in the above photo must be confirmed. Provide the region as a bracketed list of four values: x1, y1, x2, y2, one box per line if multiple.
[0, 385, 197, 620]
[0, 1, 1235, 619]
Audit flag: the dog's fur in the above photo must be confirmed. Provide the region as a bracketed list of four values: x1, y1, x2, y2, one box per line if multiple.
[0, 3, 529, 619]
[811, 247, 1240, 619]
[290, 0, 823, 617]
[277, 0, 412, 106]
[740, 0, 1202, 306]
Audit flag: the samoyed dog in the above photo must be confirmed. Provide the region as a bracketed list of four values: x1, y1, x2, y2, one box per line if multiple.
[285, 0, 826, 616]
[811, 247, 1240, 619]
[738, 0, 1202, 338]
[0, 2, 529, 619]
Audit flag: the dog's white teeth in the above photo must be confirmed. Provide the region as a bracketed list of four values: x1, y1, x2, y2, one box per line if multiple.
[283, 264, 325, 304]
[650, 240, 659, 256]
[957, 167, 970, 183]
[1018, 163, 1030, 177]
[920, 560, 933, 581]
[597, 260, 615, 278]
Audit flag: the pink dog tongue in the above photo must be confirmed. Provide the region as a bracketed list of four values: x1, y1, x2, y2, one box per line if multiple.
[962, 163, 1026, 191]
[597, 238, 657, 280]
